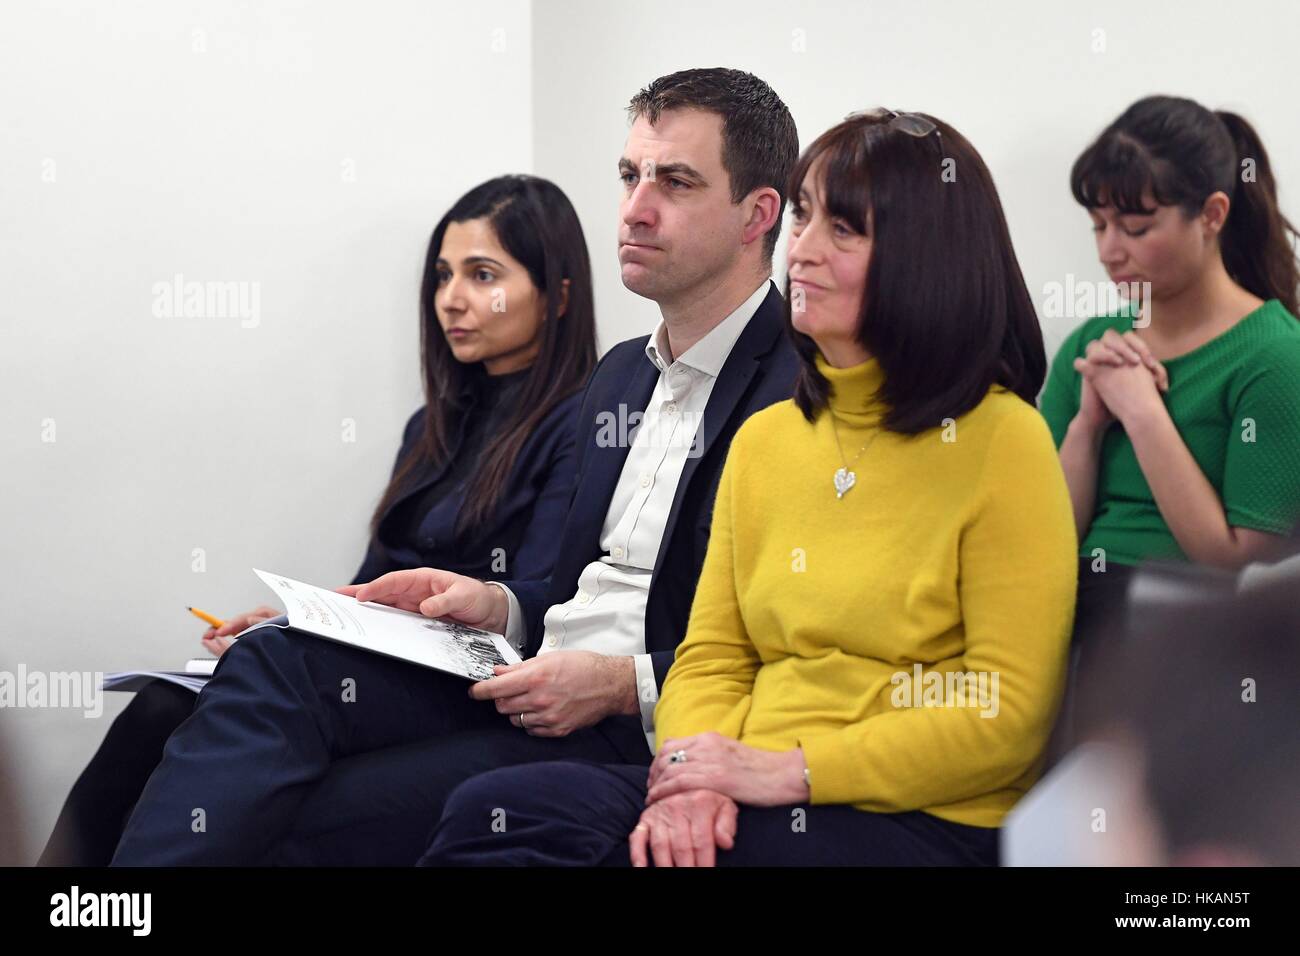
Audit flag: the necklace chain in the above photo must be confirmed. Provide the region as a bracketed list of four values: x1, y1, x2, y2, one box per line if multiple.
[829, 412, 879, 500]
[830, 413, 879, 467]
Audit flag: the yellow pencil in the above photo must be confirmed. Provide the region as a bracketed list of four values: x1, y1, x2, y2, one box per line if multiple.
[187, 606, 226, 628]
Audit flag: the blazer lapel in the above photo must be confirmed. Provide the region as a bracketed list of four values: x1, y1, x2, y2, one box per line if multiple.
[563, 355, 659, 555]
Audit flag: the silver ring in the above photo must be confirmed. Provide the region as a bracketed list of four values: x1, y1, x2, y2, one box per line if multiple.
[519, 712, 529, 729]
[669, 749, 688, 764]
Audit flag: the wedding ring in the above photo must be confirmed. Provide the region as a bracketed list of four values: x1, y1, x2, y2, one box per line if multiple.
[669, 749, 688, 764]
[519, 712, 529, 729]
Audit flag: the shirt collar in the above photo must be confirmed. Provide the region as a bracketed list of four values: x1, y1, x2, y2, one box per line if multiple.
[644, 278, 772, 378]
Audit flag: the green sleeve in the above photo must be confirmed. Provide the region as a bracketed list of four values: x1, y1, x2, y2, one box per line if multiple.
[1039, 323, 1089, 449]
[1222, 343, 1300, 536]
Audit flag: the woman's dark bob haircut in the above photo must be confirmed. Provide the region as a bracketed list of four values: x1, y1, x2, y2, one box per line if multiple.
[786, 111, 1046, 433]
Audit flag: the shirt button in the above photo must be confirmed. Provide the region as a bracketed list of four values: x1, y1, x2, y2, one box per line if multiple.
[612, 546, 625, 559]
[666, 402, 678, 415]
[546, 635, 558, 647]
[576, 591, 592, 605]
[640, 474, 651, 488]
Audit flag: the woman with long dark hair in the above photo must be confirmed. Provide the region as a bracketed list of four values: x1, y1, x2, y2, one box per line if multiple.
[1040, 96, 1300, 654]
[419, 110, 1078, 867]
[40, 174, 597, 865]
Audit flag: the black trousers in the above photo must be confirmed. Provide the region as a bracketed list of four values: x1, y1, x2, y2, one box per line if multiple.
[420, 761, 1000, 866]
[1043, 557, 1139, 764]
[111, 625, 650, 866]
[39, 680, 197, 866]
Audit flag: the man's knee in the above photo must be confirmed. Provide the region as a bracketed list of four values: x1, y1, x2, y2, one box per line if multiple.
[124, 679, 198, 732]
[214, 622, 299, 674]
[442, 764, 546, 828]
[426, 761, 639, 866]
[438, 761, 597, 842]
[420, 767, 529, 865]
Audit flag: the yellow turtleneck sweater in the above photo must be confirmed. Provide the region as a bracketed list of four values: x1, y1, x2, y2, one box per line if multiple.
[654, 352, 1078, 828]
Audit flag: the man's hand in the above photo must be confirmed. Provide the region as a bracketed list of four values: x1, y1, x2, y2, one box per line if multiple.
[629, 789, 738, 867]
[468, 651, 638, 737]
[338, 569, 510, 634]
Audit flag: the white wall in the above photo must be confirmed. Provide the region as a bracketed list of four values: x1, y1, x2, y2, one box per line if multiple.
[0, 0, 533, 863]
[533, 0, 1300, 358]
[4, 0, 1298, 864]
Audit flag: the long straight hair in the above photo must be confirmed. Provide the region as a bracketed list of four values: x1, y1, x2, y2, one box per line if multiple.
[1070, 95, 1299, 315]
[369, 175, 596, 542]
[787, 112, 1046, 433]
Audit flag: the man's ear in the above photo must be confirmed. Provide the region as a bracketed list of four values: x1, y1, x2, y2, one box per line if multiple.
[743, 187, 782, 249]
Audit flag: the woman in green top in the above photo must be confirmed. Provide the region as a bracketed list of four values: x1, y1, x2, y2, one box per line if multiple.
[1040, 95, 1300, 654]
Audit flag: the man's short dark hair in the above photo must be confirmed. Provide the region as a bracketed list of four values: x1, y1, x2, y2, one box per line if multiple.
[627, 67, 798, 263]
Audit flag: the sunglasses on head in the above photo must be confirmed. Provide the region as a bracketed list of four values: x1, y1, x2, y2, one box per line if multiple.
[846, 107, 944, 157]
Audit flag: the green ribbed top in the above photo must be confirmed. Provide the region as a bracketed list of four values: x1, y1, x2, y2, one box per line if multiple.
[1041, 298, 1300, 565]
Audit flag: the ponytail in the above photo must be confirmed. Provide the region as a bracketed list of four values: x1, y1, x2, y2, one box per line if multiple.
[1215, 110, 1300, 315]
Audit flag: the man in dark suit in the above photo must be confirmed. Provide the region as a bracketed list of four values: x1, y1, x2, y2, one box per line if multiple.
[113, 67, 800, 866]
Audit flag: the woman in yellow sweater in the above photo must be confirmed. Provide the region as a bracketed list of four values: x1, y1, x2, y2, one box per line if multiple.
[419, 109, 1078, 866]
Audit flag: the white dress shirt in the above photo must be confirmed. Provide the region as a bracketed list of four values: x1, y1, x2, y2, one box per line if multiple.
[492, 278, 772, 753]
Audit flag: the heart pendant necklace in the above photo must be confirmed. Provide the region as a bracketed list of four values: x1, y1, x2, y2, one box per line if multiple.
[830, 413, 880, 500]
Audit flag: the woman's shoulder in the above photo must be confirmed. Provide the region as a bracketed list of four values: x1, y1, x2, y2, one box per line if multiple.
[400, 405, 425, 438]
[715, 399, 809, 470]
[1177, 300, 1300, 394]
[527, 387, 586, 449]
[966, 388, 1056, 452]
[733, 397, 807, 442]
[541, 386, 586, 422]
[1238, 299, 1300, 358]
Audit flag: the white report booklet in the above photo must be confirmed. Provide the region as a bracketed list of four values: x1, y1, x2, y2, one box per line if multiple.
[244, 568, 521, 682]
[101, 660, 216, 694]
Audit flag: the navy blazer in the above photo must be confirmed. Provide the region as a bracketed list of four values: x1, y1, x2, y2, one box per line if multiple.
[350, 389, 582, 588]
[501, 281, 799, 691]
